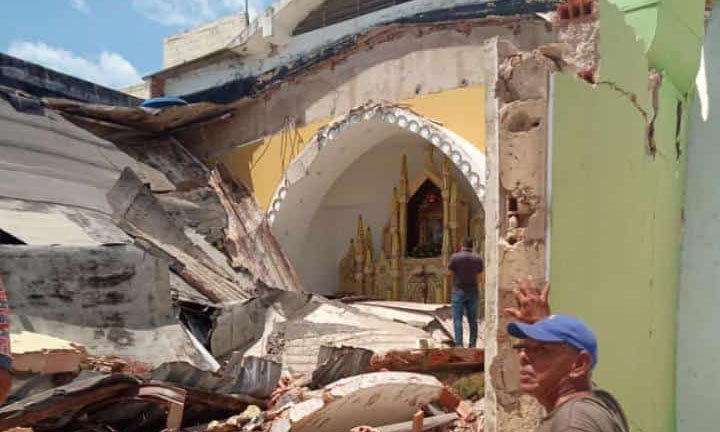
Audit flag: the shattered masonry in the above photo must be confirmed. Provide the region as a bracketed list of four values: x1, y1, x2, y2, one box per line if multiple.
[0, 85, 487, 430]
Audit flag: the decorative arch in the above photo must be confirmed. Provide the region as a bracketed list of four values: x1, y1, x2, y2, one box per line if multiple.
[266, 104, 487, 225]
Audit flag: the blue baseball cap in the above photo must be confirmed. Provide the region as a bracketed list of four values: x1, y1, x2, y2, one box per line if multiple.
[507, 315, 598, 368]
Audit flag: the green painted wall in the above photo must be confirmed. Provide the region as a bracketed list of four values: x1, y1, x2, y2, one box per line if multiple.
[550, 1, 690, 431]
[608, 0, 705, 92]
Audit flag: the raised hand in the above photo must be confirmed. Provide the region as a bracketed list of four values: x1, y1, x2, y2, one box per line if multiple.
[503, 276, 551, 324]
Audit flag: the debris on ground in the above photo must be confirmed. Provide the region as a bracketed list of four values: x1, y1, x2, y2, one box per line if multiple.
[0, 90, 487, 431]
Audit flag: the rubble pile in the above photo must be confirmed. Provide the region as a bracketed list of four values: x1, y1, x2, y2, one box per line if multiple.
[0, 92, 486, 431]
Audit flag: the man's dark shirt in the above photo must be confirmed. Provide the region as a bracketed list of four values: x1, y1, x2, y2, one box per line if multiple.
[536, 389, 629, 432]
[448, 248, 484, 292]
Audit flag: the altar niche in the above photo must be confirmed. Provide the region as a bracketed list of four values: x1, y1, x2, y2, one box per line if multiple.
[339, 146, 484, 303]
[407, 180, 443, 259]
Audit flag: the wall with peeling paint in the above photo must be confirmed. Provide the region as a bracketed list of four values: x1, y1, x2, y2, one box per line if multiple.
[677, 7, 720, 432]
[550, 1, 691, 432]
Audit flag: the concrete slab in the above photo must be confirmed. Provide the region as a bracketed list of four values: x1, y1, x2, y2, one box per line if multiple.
[0, 245, 216, 370]
[0, 209, 98, 246]
[278, 372, 443, 432]
[11, 332, 86, 374]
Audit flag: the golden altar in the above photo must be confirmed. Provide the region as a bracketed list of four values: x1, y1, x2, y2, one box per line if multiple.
[339, 148, 484, 303]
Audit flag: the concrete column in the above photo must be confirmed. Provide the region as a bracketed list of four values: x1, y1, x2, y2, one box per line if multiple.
[484, 40, 556, 432]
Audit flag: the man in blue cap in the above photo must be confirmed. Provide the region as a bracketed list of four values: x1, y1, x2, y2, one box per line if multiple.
[504, 278, 628, 432]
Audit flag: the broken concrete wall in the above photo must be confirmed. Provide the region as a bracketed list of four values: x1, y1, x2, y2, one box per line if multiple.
[11, 332, 86, 375]
[0, 245, 215, 369]
[677, 4, 719, 431]
[483, 42, 555, 432]
[59, 112, 303, 294]
[179, 19, 556, 162]
[161, 1, 563, 98]
[549, 1, 701, 431]
[608, 0, 706, 96]
[107, 167, 266, 304]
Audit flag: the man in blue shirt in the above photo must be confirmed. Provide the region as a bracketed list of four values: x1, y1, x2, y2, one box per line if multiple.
[447, 237, 484, 348]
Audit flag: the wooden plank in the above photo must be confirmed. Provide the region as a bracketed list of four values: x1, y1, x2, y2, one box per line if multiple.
[377, 413, 458, 432]
[411, 410, 424, 432]
[210, 165, 302, 293]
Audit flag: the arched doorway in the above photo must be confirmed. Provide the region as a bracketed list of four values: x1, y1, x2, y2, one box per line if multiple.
[267, 105, 486, 299]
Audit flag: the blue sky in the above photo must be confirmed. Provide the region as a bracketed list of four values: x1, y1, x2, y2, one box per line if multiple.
[1, 0, 273, 89]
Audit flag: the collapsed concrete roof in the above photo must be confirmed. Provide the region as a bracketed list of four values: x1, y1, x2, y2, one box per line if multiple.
[0, 23, 494, 430]
[0, 87, 163, 216]
[0, 85, 304, 375]
[0, 78, 462, 387]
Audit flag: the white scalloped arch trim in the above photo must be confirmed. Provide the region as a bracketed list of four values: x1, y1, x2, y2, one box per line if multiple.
[267, 105, 487, 224]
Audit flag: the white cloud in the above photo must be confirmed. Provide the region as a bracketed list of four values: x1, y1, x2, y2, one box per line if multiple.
[7, 41, 142, 89]
[131, 0, 266, 27]
[71, 0, 90, 14]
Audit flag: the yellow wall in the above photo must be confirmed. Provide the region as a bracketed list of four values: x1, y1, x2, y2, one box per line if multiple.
[220, 86, 486, 209]
[403, 86, 486, 152]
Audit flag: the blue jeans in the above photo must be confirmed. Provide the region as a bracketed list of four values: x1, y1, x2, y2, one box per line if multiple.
[452, 290, 479, 348]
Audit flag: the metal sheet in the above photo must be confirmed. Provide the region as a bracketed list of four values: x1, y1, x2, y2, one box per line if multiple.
[151, 355, 281, 399]
[0, 374, 140, 430]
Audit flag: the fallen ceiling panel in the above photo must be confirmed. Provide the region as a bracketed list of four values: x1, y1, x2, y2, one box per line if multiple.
[0, 94, 173, 214]
[228, 292, 439, 375]
[43, 97, 234, 133]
